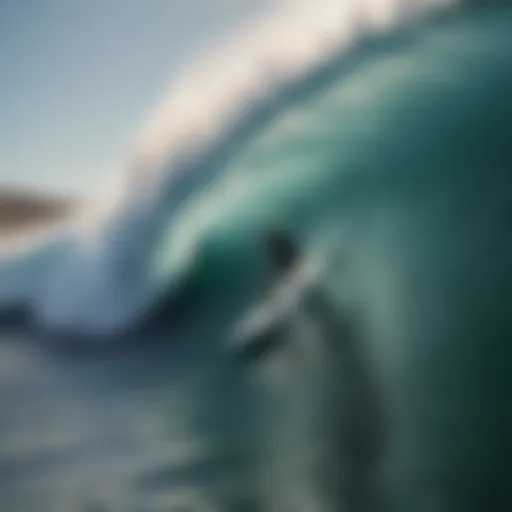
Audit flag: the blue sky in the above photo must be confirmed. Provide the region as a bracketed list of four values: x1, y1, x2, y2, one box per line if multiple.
[0, 0, 271, 198]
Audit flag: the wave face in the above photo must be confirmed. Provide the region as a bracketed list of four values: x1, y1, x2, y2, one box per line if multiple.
[0, 0, 461, 338]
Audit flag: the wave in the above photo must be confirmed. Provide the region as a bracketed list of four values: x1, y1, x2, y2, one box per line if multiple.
[0, 0, 481, 340]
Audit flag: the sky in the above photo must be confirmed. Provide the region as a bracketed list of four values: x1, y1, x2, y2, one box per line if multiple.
[0, 0, 273, 199]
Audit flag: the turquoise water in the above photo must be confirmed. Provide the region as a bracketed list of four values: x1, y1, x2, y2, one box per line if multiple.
[1, 4, 512, 511]
[152, 5, 512, 316]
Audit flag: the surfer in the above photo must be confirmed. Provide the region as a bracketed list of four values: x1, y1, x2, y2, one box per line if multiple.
[263, 227, 300, 281]
[231, 231, 385, 509]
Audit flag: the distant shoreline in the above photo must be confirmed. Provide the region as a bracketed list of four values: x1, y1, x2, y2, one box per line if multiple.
[0, 187, 79, 236]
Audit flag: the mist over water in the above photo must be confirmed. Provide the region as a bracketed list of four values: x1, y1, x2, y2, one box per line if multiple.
[1, 1, 512, 511]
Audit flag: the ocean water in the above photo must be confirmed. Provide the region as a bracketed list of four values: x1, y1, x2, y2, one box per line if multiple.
[1, 1, 512, 511]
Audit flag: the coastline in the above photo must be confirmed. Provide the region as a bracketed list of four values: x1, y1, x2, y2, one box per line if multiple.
[0, 187, 79, 238]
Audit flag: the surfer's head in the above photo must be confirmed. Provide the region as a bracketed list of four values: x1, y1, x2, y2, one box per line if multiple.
[262, 227, 299, 277]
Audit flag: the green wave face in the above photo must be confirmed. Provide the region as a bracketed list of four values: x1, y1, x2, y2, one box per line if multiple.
[150, 7, 512, 510]
[152, 6, 512, 296]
